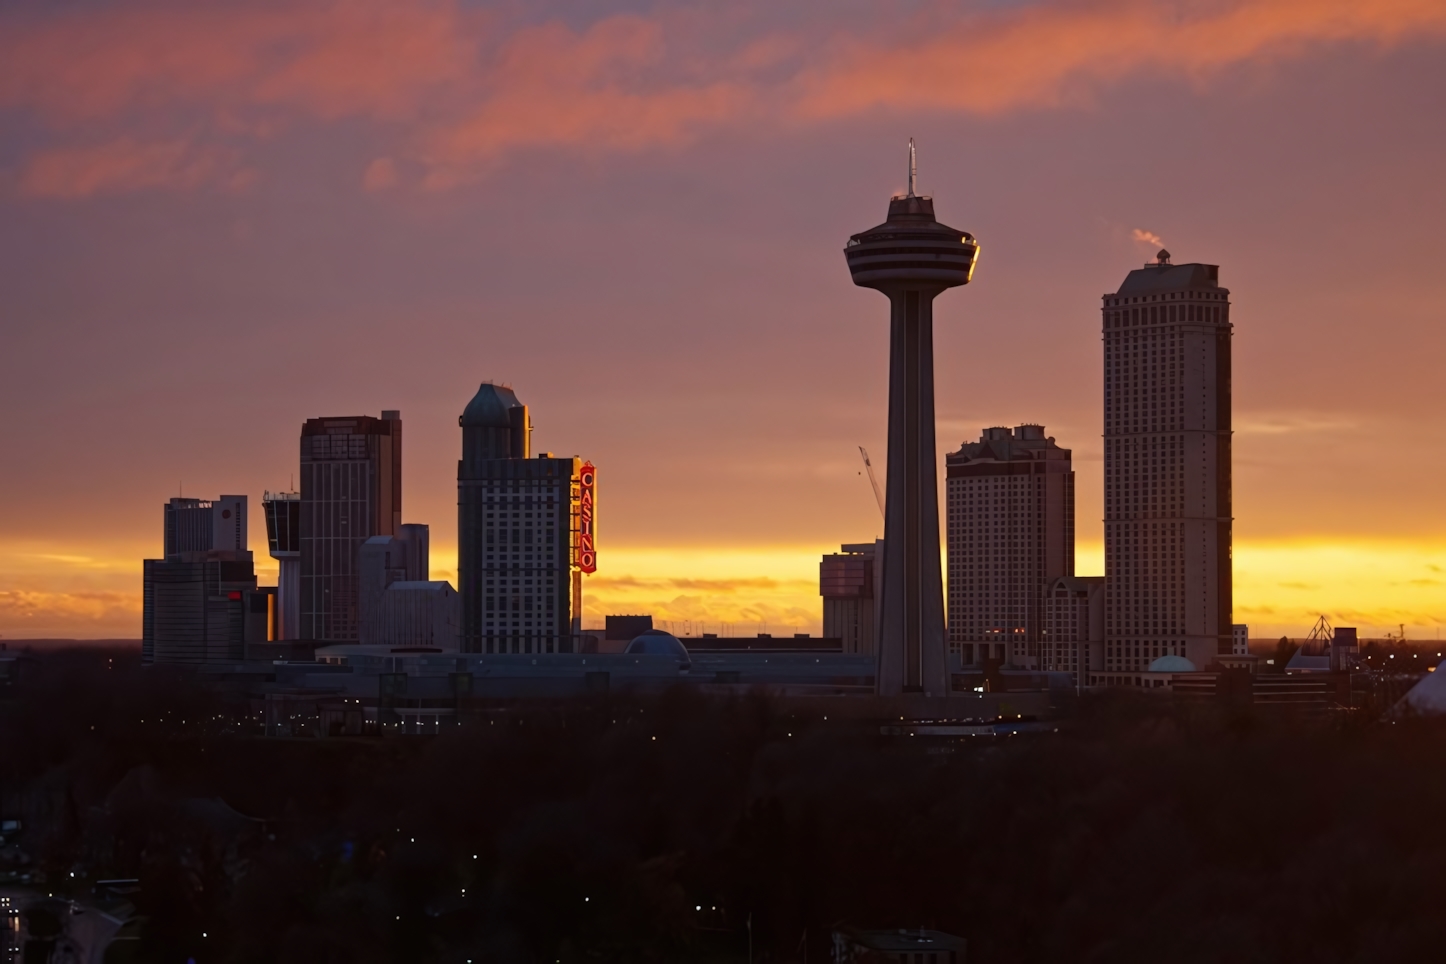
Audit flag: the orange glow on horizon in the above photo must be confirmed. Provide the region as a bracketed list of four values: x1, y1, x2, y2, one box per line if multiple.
[5, 538, 1441, 643]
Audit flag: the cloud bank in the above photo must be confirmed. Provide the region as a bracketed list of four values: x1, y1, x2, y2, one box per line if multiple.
[3, 0, 1444, 194]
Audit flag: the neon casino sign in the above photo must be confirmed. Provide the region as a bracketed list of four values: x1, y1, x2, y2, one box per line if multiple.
[577, 461, 597, 573]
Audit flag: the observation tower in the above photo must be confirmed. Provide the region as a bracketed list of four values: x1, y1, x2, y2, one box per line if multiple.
[845, 141, 979, 696]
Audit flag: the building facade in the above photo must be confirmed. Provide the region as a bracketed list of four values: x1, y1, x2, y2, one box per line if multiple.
[299, 412, 403, 643]
[262, 490, 300, 640]
[142, 550, 267, 663]
[820, 540, 883, 656]
[1102, 252, 1232, 673]
[145, 494, 255, 662]
[1042, 575, 1105, 682]
[374, 580, 460, 650]
[945, 425, 1074, 668]
[164, 496, 247, 556]
[357, 525, 430, 645]
[457, 383, 593, 654]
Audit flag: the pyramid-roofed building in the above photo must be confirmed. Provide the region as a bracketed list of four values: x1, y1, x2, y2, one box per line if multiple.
[1392, 663, 1446, 716]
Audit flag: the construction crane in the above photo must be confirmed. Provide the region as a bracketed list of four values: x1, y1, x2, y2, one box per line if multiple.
[858, 446, 885, 519]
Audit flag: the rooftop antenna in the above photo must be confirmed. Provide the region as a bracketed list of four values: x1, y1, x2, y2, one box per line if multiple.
[907, 138, 917, 198]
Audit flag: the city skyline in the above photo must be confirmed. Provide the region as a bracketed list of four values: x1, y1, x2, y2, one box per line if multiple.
[3, 1, 1445, 642]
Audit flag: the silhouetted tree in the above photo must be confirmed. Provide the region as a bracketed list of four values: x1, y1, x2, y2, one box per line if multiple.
[6, 647, 1446, 963]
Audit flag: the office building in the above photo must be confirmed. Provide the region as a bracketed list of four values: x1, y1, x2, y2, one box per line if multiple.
[1102, 251, 1232, 673]
[1232, 623, 1249, 656]
[357, 525, 430, 645]
[142, 550, 267, 664]
[262, 491, 300, 640]
[299, 411, 403, 643]
[820, 541, 882, 656]
[163, 496, 247, 556]
[945, 425, 1074, 668]
[1042, 575, 1105, 683]
[145, 494, 252, 663]
[844, 142, 979, 697]
[457, 383, 595, 654]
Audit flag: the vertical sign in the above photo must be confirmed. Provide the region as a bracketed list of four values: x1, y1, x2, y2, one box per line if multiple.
[577, 461, 597, 573]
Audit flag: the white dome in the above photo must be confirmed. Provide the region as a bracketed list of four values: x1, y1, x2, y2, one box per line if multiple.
[1148, 654, 1197, 673]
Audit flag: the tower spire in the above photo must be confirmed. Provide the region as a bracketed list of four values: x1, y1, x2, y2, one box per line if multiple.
[908, 138, 917, 198]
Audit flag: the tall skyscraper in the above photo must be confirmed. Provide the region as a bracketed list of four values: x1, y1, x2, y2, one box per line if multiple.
[457, 383, 594, 654]
[1102, 252, 1232, 673]
[262, 490, 300, 639]
[845, 142, 979, 697]
[945, 425, 1074, 668]
[299, 411, 403, 642]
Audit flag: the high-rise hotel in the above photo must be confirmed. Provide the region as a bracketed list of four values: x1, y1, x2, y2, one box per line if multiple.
[945, 426, 1074, 668]
[1102, 252, 1232, 673]
[457, 383, 596, 654]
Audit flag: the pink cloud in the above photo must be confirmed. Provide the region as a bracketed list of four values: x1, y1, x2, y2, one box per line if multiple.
[18, 137, 252, 198]
[0, 0, 478, 122]
[794, 0, 1446, 117]
[3, 0, 1444, 191]
[362, 156, 399, 190]
[420, 17, 754, 185]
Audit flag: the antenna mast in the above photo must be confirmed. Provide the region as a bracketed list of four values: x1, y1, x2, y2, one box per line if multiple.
[907, 138, 917, 197]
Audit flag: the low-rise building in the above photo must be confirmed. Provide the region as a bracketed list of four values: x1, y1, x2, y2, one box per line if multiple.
[358, 525, 430, 644]
[821, 541, 882, 656]
[1040, 575, 1105, 682]
[832, 927, 967, 964]
[374, 581, 460, 650]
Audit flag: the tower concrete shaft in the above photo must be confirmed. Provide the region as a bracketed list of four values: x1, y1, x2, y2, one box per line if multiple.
[881, 288, 948, 694]
[845, 177, 979, 697]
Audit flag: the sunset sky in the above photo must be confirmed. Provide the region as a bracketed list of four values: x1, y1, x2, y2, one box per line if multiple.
[2, 0, 1444, 642]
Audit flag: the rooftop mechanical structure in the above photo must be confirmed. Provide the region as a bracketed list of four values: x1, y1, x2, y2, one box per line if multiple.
[845, 141, 979, 697]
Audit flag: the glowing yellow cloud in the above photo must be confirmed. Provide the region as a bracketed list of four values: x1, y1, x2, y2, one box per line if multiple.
[1232, 540, 1446, 640]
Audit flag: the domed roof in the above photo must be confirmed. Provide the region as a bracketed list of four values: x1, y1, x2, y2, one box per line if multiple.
[1147, 654, 1197, 673]
[624, 629, 691, 662]
[461, 383, 522, 428]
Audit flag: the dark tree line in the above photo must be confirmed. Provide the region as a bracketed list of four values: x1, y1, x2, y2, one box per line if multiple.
[5, 646, 1446, 963]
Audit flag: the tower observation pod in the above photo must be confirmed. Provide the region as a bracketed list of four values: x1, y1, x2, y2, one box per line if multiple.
[844, 141, 979, 697]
